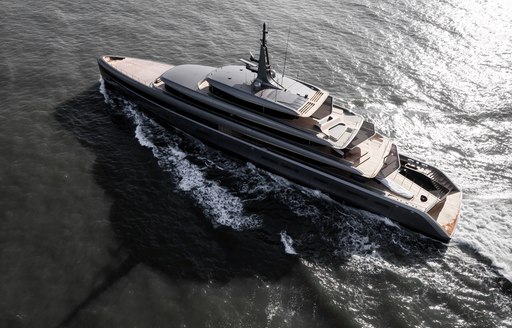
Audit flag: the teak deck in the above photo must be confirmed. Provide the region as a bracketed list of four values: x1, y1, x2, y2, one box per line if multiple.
[105, 56, 172, 86]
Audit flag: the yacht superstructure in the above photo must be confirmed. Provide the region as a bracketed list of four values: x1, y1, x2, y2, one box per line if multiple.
[98, 24, 461, 242]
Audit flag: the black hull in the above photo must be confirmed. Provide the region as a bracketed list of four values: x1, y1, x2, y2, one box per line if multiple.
[97, 59, 451, 243]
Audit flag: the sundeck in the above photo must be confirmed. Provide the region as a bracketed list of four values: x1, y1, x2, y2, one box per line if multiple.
[98, 23, 461, 242]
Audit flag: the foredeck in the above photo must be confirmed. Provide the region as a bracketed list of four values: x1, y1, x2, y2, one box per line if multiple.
[103, 56, 173, 86]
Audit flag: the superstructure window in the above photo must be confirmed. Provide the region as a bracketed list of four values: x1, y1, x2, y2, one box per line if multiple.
[165, 84, 184, 98]
[209, 86, 297, 120]
[163, 83, 342, 153]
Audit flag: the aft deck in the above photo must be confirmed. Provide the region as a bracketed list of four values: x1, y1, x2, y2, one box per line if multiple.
[428, 191, 462, 235]
[367, 170, 461, 236]
[372, 170, 440, 212]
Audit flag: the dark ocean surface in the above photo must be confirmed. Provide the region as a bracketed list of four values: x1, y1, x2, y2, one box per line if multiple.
[1, 0, 512, 327]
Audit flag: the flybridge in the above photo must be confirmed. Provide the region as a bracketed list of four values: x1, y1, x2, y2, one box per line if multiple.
[205, 23, 330, 118]
[206, 66, 330, 118]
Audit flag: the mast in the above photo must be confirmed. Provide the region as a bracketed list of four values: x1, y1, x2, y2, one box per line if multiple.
[253, 23, 280, 91]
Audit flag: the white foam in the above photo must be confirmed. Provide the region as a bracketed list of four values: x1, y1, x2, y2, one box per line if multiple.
[265, 298, 280, 323]
[99, 84, 261, 231]
[361, 211, 400, 229]
[280, 231, 298, 255]
[240, 163, 391, 258]
[264, 171, 329, 218]
[453, 197, 512, 282]
[99, 78, 115, 106]
[238, 158, 397, 258]
[99, 78, 108, 101]
[134, 123, 155, 149]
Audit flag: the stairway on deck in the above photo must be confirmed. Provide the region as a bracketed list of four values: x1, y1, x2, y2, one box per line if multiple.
[344, 134, 392, 178]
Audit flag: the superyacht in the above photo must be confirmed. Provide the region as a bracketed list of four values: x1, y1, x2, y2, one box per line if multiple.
[98, 24, 461, 242]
